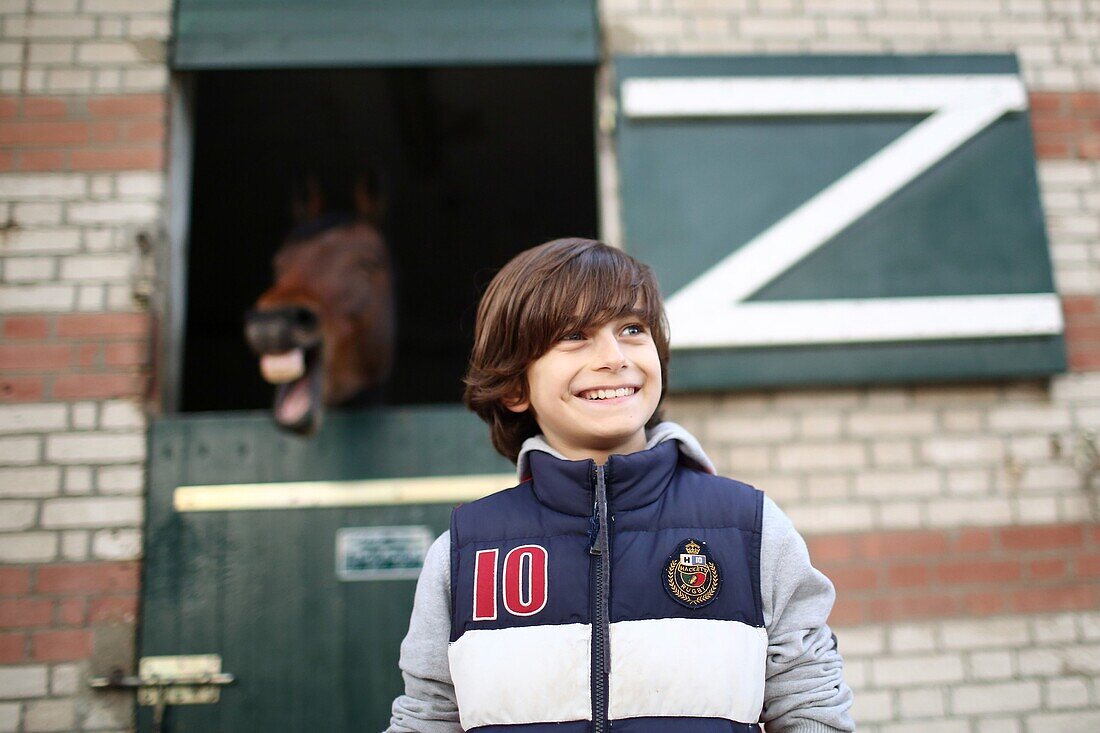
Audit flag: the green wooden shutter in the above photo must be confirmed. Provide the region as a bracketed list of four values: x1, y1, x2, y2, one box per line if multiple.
[171, 0, 599, 69]
[615, 54, 1066, 390]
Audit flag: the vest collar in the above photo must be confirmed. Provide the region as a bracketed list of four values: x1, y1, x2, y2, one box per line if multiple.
[527, 441, 682, 517]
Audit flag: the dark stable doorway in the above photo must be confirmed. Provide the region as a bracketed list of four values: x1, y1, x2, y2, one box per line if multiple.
[181, 66, 598, 412]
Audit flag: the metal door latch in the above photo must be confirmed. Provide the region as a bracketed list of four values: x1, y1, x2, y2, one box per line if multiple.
[90, 655, 234, 732]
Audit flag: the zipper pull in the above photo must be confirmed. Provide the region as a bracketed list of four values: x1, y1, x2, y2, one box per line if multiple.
[588, 500, 601, 555]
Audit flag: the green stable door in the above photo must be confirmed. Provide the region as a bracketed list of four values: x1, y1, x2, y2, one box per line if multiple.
[140, 407, 513, 732]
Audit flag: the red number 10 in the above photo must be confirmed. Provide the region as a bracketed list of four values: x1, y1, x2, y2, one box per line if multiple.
[473, 544, 548, 620]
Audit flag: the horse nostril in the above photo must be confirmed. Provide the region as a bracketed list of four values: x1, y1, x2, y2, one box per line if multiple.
[291, 307, 320, 332]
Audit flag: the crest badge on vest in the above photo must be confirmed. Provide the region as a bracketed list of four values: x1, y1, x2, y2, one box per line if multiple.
[664, 538, 720, 608]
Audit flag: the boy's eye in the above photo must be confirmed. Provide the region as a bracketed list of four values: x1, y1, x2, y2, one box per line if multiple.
[560, 331, 585, 342]
[622, 324, 645, 336]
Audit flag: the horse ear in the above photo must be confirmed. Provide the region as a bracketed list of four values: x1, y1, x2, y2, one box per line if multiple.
[353, 172, 385, 223]
[291, 176, 326, 225]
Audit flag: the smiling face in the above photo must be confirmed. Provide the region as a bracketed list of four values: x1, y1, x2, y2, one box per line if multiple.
[507, 313, 663, 464]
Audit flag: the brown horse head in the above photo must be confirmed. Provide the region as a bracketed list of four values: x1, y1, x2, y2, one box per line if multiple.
[244, 176, 394, 435]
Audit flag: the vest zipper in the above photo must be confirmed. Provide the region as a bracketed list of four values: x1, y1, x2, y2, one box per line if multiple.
[589, 464, 611, 733]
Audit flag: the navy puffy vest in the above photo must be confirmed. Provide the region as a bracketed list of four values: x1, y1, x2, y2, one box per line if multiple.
[448, 441, 766, 733]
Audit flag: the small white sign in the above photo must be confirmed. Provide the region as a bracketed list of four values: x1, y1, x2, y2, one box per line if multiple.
[336, 526, 434, 581]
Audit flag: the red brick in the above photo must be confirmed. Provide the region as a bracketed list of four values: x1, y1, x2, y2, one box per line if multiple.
[857, 531, 949, 558]
[1029, 92, 1064, 112]
[86, 95, 166, 118]
[1013, 585, 1100, 613]
[57, 597, 86, 626]
[76, 343, 99, 367]
[0, 344, 70, 370]
[807, 536, 855, 563]
[1030, 558, 1067, 580]
[828, 566, 878, 592]
[1036, 141, 1071, 158]
[887, 563, 930, 588]
[92, 122, 119, 143]
[0, 567, 31, 595]
[105, 341, 147, 367]
[2, 316, 50, 340]
[0, 599, 53, 628]
[0, 633, 26, 663]
[89, 596, 138, 624]
[36, 562, 140, 594]
[1065, 323, 1100, 340]
[32, 629, 92, 662]
[827, 599, 863, 627]
[1001, 525, 1084, 550]
[955, 528, 994, 553]
[0, 121, 90, 146]
[894, 593, 959, 619]
[1063, 296, 1099, 316]
[1090, 526, 1100, 544]
[1069, 349, 1100, 371]
[53, 372, 145, 399]
[1081, 137, 1100, 159]
[57, 313, 150, 338]
[1079, 554, 1100, 578]
[964, 591, 1008, 616]
[0, 97, 17, 118]
[0, 150, 12, 170]
[70, 147, 163, 171]
[19, 149, 65, 171]
[1033, 117, 1084, 134]
[23, 97, 68, 118]
[1069, 92, 1100, 111]
[0, 376, 45, 402]
[938, 560, 1021, 584]
[124, 121, 164, 143]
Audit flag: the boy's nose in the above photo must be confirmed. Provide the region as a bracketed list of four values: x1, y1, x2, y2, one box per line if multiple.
[592, 330, 628, 370]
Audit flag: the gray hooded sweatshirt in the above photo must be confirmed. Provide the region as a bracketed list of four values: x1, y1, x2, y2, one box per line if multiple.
[386, 422, 855, 733]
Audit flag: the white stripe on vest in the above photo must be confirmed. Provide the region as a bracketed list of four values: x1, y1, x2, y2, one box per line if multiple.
[608, 618, 767, 723]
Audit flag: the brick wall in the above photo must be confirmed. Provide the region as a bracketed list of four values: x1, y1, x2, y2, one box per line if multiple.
[0, 0, 168, 730]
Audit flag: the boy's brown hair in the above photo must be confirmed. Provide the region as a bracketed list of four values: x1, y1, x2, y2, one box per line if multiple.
[464, 237, 670, 462]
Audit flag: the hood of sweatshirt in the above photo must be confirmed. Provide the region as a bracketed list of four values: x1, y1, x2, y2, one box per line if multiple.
[514, 420, 716, 482]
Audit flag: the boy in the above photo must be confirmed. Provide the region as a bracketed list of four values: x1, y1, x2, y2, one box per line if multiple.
[387, 238, 854, 733]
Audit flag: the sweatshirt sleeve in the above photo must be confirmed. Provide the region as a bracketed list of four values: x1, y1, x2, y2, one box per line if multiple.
[759, 496, 855, 733]
[385, 531, 462, 733]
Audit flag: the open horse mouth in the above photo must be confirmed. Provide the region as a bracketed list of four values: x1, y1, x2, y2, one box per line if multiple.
[261, 346, 323, 433]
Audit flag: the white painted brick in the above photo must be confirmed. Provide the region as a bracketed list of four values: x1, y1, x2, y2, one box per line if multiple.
[49, 663, 80, 696]
[912, 385, 1002, 406]
[0, 702, 17, 733]
[889, 624, 937, 653]
[45, 433, 144, 463]
[1013, 496, 1061, 525]
[848, 410, 936, 437]
[921, 437, 1004, 466]
[83, 0, 171, 10]
[1017, 648, 1066, 676]
[940, 409, 984, 432]
[804, 0, 878, 12]
[772, 389, 861, 410]
[952, 681, 1041, 715]
[40, 496, 142, 528]
[1045, 678, 1090, 709]
[844, 659, 868, 689]
[70, 403, 96, 430]
[740, 15, 817, 38]
[805, 473, 849, 500]
[1007, 436, 1054, 462]
[968, 650, 1016, 680]
[1062, 645, 1100, 674]
[121, 65, 168, 91]
[989, 405, 1073, 433]
[1054, 373, 1100, 402]
[1021, 464, 1078, 492]
[727, 446, 771, 472]
[1058, 494, 1092, 524]
[67, 201, 157, 224]
[0, 174, 84, 200]
[1079, 612, 1100, 641]
[116, 172, 163, 198]
[864, 388, 911, 409]
[63, 466, 92, 494]
[876, 501, 924, 530]
[77, 284, 105, 310]
[106, 283, 135, 309]
[60, 530, 87, 561]
[1032, 614, 1079, 644]
[44, 68, 93, 92]
[0, 228, 80, 254]
[0, 500, 37, 530]
[838, 626, 885, 656]
[871, 440, 916, 467]
[785, 501, 874, 533]
[3, 15, 95, 37]
[0, 466, 60, 497]
[899, 688, 945, 718]
[777, 442, 866, 471]
[93, 68, 122, 92]
[747, 474, 800, 502]
[0, 283, 74, 311]
[945, 468, 990, 494]
[941, 618, 1030, 650]
[799, 412, 842, 438]
[97, 17, 124, 37]
[976, 718, 1022, 733]
[59, 254, 131, 281]
[0, 666, 48, 699]
[1026, 711, 1100, 733]
[707, 414, 794, 443]
[99, 400, 144, 429]
[855, 469, 939, 498]
[92, 527, 141, 559]
[23, 698, 75, 732]
[0, 436, 39, 465]
[2, 257, 55, 281]
[76, 41, 143, 63]
[96, 465, 143, 495]
[874, 654, 966, 686]
[127, 17, 170, 39]
[867, 18, 943, 38]
[880, 719, 968, 733]
[89, 174, 112, 198]
[0, 532, 57, 562]
[32, 0, 79, 12]
[852, 689, 893, 723]
[0, 41, 21, 64]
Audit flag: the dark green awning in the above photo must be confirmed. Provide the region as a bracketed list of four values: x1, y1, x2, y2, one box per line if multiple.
[171, 0, 598, 70]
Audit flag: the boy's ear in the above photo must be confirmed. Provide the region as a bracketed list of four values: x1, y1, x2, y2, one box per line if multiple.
[502, 390, 529, 413]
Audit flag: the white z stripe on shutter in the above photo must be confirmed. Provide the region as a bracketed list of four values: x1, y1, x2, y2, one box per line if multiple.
[620, 75, 1063, 349]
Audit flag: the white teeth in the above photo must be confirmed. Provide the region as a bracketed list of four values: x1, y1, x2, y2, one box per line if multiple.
[582, 387, 636, 400]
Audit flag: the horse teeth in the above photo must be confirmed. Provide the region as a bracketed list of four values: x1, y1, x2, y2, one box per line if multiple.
[260, 349, 305, 384]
